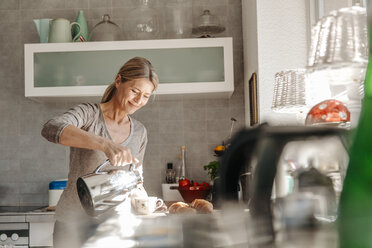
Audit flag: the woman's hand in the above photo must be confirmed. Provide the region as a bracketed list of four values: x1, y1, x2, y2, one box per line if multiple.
[102, 139, 139, 166]
[58, 125, 139, 166]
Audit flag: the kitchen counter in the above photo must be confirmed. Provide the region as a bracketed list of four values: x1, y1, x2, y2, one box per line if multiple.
[82, 207, 338, 248]
[82, 207, 251, 248]
[0, 211, 55, 216]
[0, 205, 49, 214]
[0, 207, 54, 222]
[0, 213, 54, 223]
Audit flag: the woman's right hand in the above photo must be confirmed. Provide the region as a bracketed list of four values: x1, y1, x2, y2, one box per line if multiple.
[57, 125, 139, 166]
[102, 139, 138, 166]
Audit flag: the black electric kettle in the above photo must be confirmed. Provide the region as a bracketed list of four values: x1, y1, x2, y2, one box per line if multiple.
[217, 123, 348, 246]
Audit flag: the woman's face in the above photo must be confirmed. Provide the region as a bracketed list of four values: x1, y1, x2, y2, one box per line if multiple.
[115, 76, 154, 114]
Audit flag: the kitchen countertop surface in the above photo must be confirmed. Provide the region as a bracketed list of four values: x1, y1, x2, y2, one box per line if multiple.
[0, 211, 55, 216]
[0, 206, 55, 215]
[0, 206, 55, 223]
[82, 207, 337, 248]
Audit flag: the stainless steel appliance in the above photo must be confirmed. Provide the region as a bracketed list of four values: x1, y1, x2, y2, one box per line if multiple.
[0, 206, 44, 248]
[217, 124, 348, 247]
[77, 160, 142, 216]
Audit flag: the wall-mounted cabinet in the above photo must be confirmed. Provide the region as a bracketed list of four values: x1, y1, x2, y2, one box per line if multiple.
[24, 38, 234, 101]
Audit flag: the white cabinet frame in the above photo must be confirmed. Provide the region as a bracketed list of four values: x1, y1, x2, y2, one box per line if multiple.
[24, 38, 234, 101]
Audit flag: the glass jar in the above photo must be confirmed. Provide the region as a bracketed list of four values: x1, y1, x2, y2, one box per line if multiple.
[164, 0, 192, 38]
[192, 10, 225, 38]
[89, 14, 123, 41]
[126, 0, 161, 40]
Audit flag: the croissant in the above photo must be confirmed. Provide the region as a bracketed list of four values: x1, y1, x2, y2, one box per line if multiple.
[176, 206, 197, 214]
[190, 199, 213, 214]
[168, 202, 196, 214]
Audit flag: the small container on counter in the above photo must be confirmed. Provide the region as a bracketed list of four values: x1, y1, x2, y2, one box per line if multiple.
[165, 162, 176, 183]
[162, 183, 183, 202]
[48, 179, 67, 207]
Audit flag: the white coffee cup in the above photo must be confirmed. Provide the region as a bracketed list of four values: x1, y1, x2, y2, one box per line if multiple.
[134, 197, 164, 215]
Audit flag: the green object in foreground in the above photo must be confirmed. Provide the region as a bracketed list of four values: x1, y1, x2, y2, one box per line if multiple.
[203, 161, 219, 181]
[338, 1, 372, 247]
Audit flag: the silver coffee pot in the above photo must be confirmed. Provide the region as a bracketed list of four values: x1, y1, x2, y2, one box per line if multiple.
[77, 160, 142, 217]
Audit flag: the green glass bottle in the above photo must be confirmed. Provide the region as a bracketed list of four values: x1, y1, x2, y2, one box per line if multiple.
[338, 2, 372, 247]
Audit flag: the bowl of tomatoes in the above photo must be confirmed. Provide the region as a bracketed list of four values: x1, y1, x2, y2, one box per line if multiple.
[171, 179, 211, 203]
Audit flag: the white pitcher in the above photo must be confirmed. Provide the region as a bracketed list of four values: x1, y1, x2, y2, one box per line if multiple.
[49, 18, 81, 43]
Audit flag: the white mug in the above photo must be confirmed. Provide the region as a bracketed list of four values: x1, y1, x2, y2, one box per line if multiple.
[134, 197, 164, 215]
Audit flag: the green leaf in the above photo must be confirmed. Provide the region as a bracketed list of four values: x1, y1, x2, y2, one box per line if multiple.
[203, 160, 220, 181]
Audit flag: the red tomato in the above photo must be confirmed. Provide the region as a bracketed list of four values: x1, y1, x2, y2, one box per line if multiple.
[201, 182, 210, 188]
[179, 179, 190, 188]
[193, 182, 199, 186]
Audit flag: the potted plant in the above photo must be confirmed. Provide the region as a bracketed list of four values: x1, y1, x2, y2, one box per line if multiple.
[203, 160, 220, 183]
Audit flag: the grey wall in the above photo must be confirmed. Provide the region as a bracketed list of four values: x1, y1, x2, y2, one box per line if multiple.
[0, 0, 244, 206]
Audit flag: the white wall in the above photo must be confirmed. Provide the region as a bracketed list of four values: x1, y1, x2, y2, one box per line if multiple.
[243, 0, 309, 125]
[242, 0, 258, 126]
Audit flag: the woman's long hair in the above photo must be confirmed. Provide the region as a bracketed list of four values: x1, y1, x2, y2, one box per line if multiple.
[101, 57, 159, 103]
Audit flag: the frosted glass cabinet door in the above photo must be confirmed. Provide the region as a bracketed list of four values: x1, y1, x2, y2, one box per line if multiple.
[24, 38, 234, 101]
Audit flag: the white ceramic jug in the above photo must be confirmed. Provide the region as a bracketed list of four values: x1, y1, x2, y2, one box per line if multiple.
[49, 18, 81, 43]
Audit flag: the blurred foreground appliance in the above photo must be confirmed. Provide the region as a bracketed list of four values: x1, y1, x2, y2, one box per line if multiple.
[217, 123, 349, 246]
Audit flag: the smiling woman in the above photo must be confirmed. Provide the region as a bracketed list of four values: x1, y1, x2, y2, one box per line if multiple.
[41, 56, 159, 248]
[108, 78, 154, 116]
[101, 57, 158, 104]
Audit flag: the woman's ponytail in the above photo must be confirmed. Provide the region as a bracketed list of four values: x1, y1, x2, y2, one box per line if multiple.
[101, 82, 116, 103]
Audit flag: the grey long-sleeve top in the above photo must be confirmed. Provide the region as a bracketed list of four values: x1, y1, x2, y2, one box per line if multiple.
[41, 103, 147, 223]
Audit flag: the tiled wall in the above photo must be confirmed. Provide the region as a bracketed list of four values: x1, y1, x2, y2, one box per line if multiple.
[0, 0, 244, 206]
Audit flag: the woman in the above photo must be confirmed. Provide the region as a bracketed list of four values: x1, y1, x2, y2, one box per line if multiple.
[41, 57, 159, 248]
